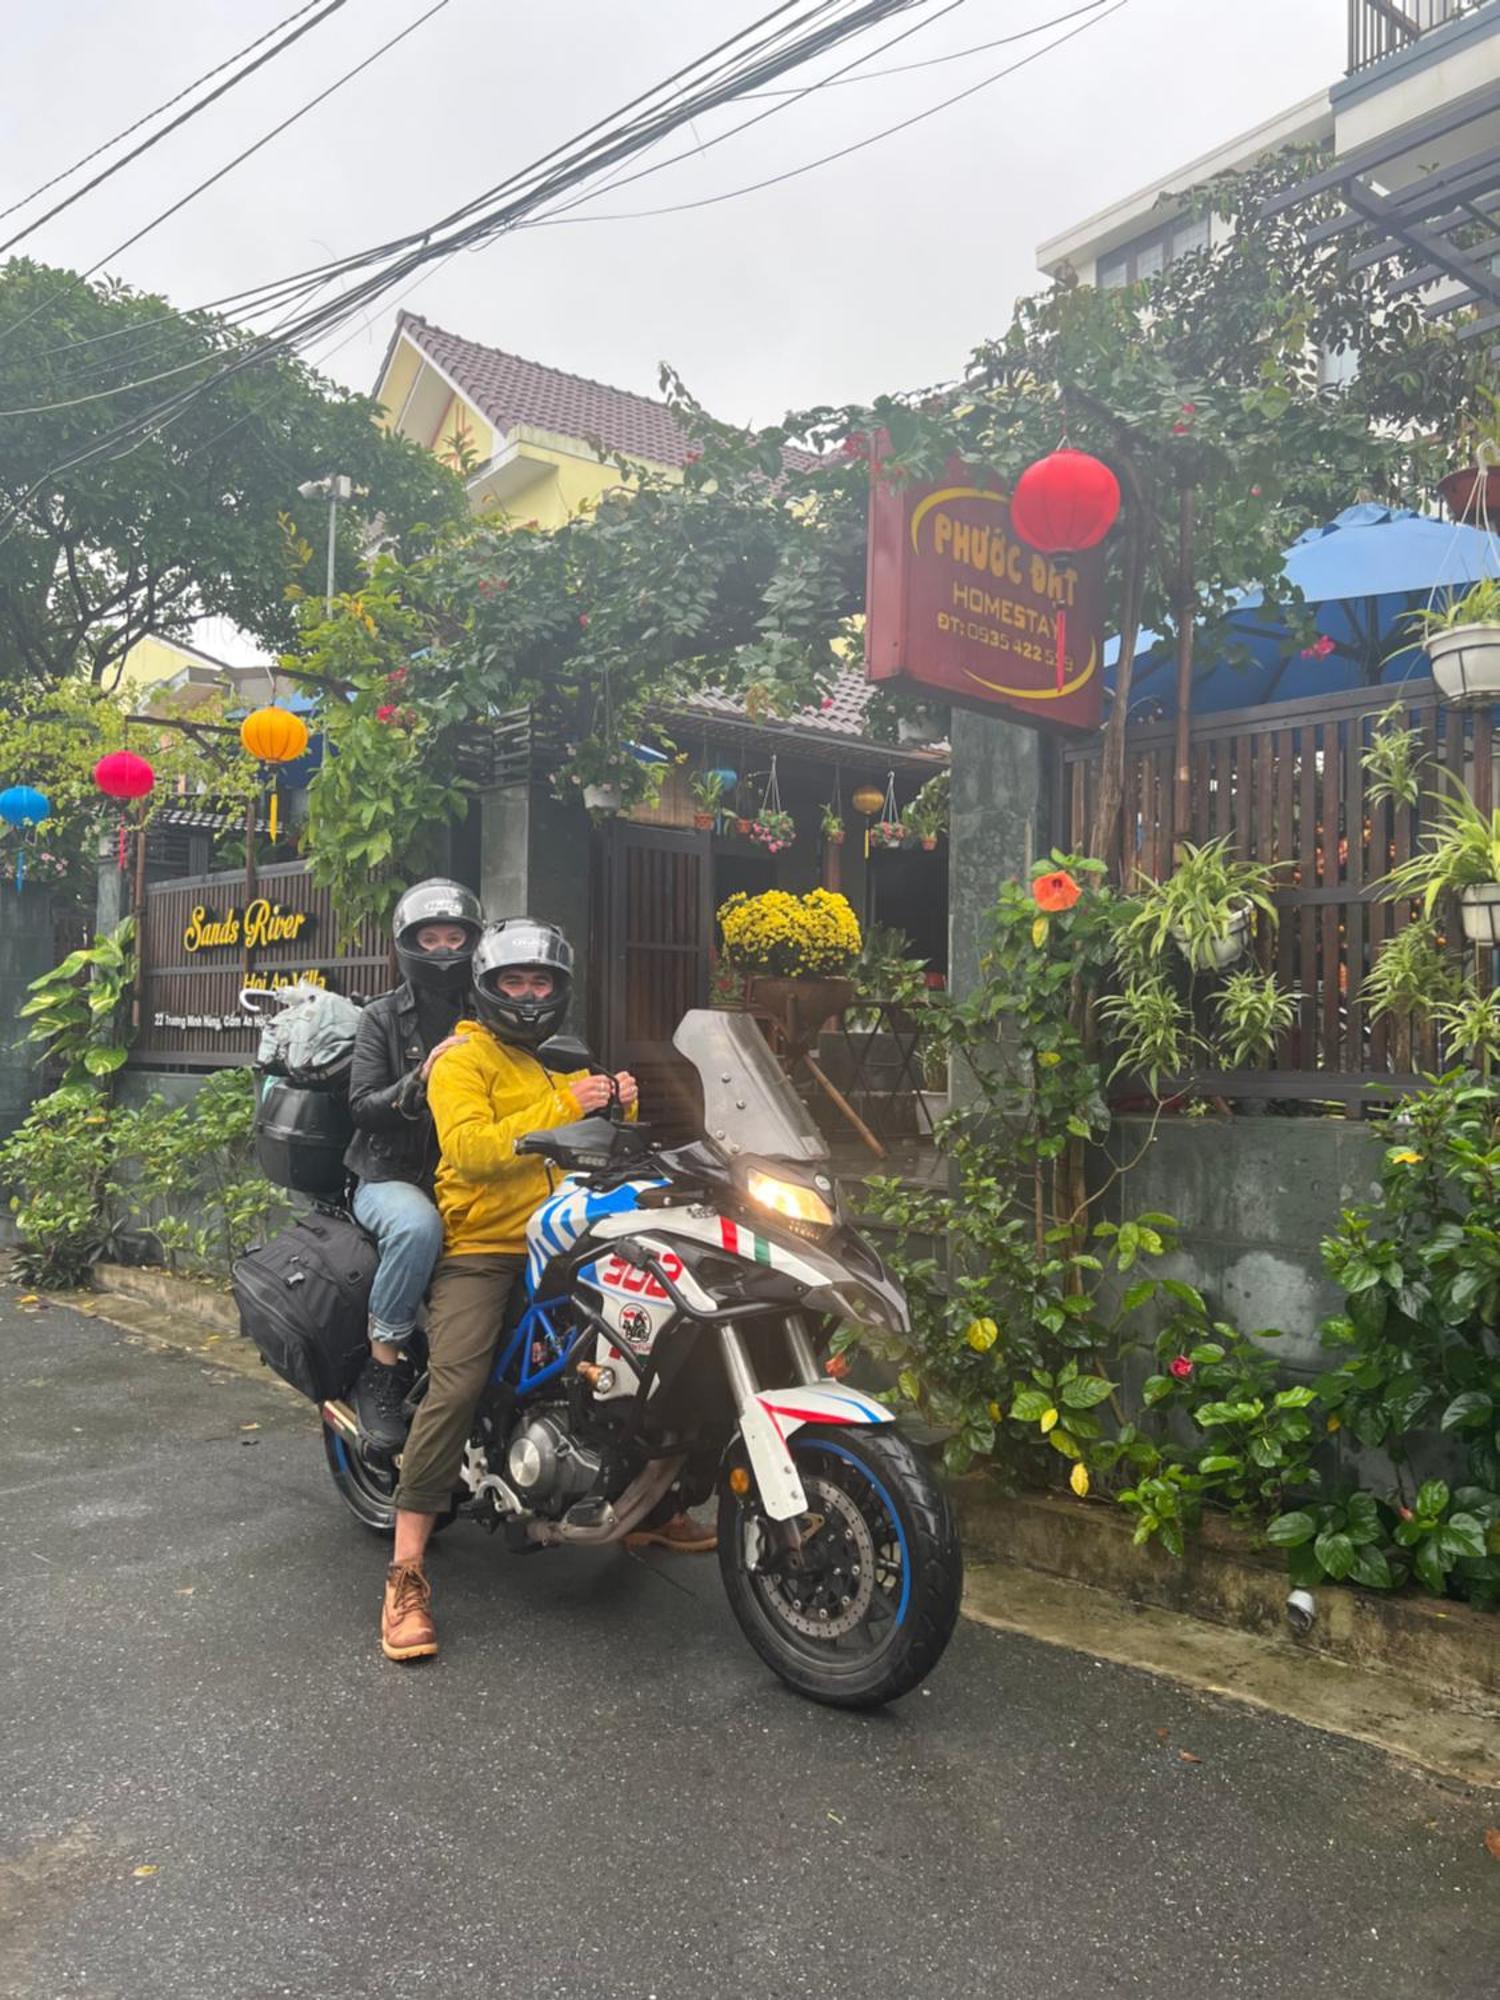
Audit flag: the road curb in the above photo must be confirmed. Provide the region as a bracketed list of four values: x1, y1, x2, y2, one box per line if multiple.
[953, 1481, 1500, 1704]
[92, 1262, 242, 1338]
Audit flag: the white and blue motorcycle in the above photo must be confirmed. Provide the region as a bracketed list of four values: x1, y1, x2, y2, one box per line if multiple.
[322, 1009, 962, 1708]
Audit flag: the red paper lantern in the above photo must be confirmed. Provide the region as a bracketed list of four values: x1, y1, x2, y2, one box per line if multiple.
[1010, 448, 1121, 554]
[93, 751, 155, 801]
[93, 751, 154, 869]
[1010, 448, 1121, 689]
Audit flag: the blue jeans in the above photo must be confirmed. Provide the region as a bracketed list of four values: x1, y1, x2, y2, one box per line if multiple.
[352, 1179, 445, 1348]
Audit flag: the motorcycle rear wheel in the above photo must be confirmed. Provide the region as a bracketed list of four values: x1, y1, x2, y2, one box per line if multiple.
[322, 1424, 457, 1538]
[718, 1425, 961, 1708]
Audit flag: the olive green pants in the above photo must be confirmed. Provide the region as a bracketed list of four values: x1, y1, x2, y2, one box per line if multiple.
[394, 1252, 524, 1518]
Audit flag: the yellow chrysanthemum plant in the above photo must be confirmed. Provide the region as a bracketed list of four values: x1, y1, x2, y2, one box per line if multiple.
[717, 888, 862, 978]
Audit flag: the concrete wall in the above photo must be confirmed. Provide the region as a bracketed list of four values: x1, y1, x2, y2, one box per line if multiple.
[1106, 1114, 1384, 1373]
[0, 890, 55, 1142]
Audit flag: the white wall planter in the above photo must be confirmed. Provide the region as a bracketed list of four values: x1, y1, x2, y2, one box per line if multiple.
[1172, 902, 1250, 972]
[582, 783, 622, 812]
[1427, 624, 1500, 708]
[1459, 882, 1500, 946]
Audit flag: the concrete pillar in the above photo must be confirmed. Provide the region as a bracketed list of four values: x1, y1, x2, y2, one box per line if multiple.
[0, 889, 56, 1138]
[947, 707, 1054, 1009]
[477, 782, 594, 1045]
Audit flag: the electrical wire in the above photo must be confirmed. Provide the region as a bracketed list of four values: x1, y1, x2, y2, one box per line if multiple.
[0, 0, 351, 258]
[733, 0, 1112, 93]
[0, 2, 961, 503]
[530, 0, 1131, 229]
[0, 0, 333, 229]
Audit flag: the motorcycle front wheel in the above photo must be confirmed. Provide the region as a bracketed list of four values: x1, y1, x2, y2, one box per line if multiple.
[718, 1425, 962, 1709]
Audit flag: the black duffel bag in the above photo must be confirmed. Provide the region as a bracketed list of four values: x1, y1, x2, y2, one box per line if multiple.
[232, 1210, 376, 1403]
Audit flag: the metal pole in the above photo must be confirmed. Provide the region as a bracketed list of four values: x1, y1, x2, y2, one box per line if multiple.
[325, 492, 338, 619]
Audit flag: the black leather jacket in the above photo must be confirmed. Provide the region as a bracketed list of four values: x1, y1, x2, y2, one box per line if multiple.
[343, 985, 443, 1193]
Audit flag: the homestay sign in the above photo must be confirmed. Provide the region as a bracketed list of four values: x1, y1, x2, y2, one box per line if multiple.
[865, 453, 1107, 732]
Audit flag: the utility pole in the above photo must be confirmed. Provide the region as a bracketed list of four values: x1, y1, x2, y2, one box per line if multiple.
[297, 474, 354, 617]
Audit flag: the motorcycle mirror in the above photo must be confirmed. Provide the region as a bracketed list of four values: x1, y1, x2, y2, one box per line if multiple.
[536, 1034, 599, 1074]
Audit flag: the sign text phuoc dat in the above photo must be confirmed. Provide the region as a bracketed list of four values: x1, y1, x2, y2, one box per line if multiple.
[865, 451, 1106, 733]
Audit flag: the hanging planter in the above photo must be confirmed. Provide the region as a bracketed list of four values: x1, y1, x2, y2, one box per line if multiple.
[582, 782, 623, 813]
[1460, 884, 1500, 946]
[1438, 465, 1500, 525]
[750, 758, 795, 853]
[1171, 900, 1251, 971]
[896, 706, 945, 747]
[1408, 580, 1500, 708]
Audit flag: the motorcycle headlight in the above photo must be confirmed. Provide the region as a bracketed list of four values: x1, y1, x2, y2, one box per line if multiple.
[744, 1166, 834, 1233]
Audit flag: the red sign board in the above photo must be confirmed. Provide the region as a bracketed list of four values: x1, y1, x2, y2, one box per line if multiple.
[865, 453, 1106, 733]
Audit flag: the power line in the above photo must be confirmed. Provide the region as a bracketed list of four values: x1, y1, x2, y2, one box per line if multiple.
[0, 0, 351, 258]
[0, 3, 957, 504]
[531, 0, 1130, 228]
[0, 0, 332, 230]
[734, 0, 1113, 93]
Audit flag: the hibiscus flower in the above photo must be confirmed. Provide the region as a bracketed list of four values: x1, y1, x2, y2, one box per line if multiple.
[1032, 870, 1081, 913]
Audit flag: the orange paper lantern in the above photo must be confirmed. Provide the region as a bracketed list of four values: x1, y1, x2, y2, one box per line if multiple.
[239, 706, 309, 764]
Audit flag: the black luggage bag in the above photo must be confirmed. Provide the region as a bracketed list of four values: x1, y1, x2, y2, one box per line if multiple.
[232, 1209, 376, 1402]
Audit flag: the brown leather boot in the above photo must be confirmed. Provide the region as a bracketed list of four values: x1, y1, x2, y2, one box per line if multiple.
[381, 1560, 438, 1662]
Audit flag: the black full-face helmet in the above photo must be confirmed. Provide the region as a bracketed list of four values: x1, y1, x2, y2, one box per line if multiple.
[392, 878, 484, 997]
[471, 918, 574, 1048]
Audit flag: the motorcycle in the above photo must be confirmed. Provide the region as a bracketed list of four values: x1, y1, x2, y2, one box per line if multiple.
[319, 1008, 962, 1708]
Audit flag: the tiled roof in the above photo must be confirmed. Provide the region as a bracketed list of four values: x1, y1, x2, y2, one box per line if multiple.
[397, 313, 698, 468]
[393, 312, 823, 474]
[674, 668, 946, 761]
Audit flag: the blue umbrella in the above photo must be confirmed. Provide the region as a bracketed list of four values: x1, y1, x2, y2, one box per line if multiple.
[1108, 504, 1500, 719]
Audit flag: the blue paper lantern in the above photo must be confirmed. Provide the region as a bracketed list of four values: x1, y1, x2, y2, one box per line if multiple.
[0, 785, 51, 889]
[0, 785, 50, 828]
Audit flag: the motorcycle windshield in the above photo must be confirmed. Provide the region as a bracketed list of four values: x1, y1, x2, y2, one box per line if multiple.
[672, 1008, 829, 1163]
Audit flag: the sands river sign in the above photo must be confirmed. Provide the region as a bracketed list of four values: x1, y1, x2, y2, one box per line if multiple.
[864, 455, 1107, 733]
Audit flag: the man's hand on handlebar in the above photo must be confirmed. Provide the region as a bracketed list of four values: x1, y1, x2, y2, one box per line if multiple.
[570, 1071, 639, 1115]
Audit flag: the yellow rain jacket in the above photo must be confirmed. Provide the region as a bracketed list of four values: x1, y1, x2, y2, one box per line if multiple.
[427, 1021, 591, 1257]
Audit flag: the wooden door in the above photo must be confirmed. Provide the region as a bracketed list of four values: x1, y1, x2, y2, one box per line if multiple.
[597, 823, 712, 1136]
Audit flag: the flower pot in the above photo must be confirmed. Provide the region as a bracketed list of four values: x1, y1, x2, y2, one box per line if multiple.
[1425, 624, 1500, 708]
[823, 828, 845, 846]
[1460, 882, 1500, 945]
[1438, 467, 1500, 525]
[582, 783, 623, 812]
[746, 976, 855, 1052]
[919, 836, 938, 851]
[692, 810, 715, 830]
[735, 817, 754, 836]
[1171, 902, 1250, 971]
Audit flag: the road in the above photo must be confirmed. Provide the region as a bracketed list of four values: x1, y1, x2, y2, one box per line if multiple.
[2, 1288, 1496, 2000]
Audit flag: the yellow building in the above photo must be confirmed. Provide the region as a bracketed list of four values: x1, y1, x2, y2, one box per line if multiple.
[373, 312, 689, 524]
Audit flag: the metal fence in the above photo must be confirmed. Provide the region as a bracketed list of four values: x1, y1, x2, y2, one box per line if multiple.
[1348, 0, 1476, 76]
[1064, 683, 1492, 1106]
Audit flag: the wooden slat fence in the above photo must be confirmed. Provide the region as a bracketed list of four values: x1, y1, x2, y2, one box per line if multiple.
[1065, 682, 1494, 1104]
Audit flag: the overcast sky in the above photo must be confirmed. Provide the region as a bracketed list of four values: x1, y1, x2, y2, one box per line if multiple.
[3, 0, 1346, 432]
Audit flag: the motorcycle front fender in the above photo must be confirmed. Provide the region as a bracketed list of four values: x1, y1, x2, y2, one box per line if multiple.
[736, 1382, 895, 1523]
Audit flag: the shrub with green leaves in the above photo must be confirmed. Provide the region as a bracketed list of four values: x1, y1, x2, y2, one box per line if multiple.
[16, 919, 136, 1084]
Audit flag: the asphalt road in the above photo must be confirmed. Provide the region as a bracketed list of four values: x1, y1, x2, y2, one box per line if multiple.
[2, 1289, 1497, 2000]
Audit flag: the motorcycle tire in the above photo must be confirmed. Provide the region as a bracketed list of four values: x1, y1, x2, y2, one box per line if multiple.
[718, 1424, 962, 1709]
[322, 1424, 458, 1539]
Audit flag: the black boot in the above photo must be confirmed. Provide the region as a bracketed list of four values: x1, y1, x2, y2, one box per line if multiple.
[351, 1352, 414, 1453]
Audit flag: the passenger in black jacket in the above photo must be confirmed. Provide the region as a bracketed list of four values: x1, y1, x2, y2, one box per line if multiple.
[346, 878, 483, 1449]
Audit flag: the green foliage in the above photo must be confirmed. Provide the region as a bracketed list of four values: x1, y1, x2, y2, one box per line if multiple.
[1098, 973, 1193, 1092]
[1361, 704, 1426, 811]
[0, 1069, 285, 1289]
[1362, 922, 1461, 1026]
[0, 1084, 126, 1288]
[1382, 776, 1500, 914]
[0, 259, 462, 694]
[17, 918, 136, 1085]
[1212, 968, 1297, 1070]
[1118, 838, 1281, 971]
[903, 769, 949, 844]
[1404, 576, 1500, 638]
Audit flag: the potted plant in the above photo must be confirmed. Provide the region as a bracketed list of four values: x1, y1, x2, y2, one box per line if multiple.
[690, 768, 728, 830]
[869, 818, 908, 850]
[896, 704, 947, 748]
[1383, 777, 1500, 945]
[716, 887, 862, 1041]
[1120, 837, 1281, 973]
[751, 808, 796, 853]
[820, 801, 846, 846]
[904, 770, 949, 852]
[1406, 577, 1500, 707]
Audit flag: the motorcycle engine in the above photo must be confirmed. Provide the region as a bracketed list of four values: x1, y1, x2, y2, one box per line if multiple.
[505, 1410, 603, 1509]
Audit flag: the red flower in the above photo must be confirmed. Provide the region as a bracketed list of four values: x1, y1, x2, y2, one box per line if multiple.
[1172, 423, 1190, 436]
[1299, 634, 1336, 660]
[1181, 402, 1197, 414]
[1250, 485, 1262, 498]
[684, 448, 702, 464]
[578, 612, 591, 629]
[1032, 870, 1081, 913]
[1169, 1355, 1194, 1381]
[1398, 1505, 1414, 1522]
[820, 696, 835, 711]
[376, 705, 397, 724]
[841, 433, 867, 460]
[825, 1352, 850, 1380]
[386, 667, 408, 687]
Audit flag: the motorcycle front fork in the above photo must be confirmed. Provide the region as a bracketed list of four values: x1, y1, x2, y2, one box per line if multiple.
[719, 1313, 822, 1560]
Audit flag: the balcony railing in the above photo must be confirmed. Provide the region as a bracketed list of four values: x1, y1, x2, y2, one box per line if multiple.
[1349, 0, 1483, 75]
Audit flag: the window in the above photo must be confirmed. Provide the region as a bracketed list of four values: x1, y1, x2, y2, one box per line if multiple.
[1096, 213, 1212, 289]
